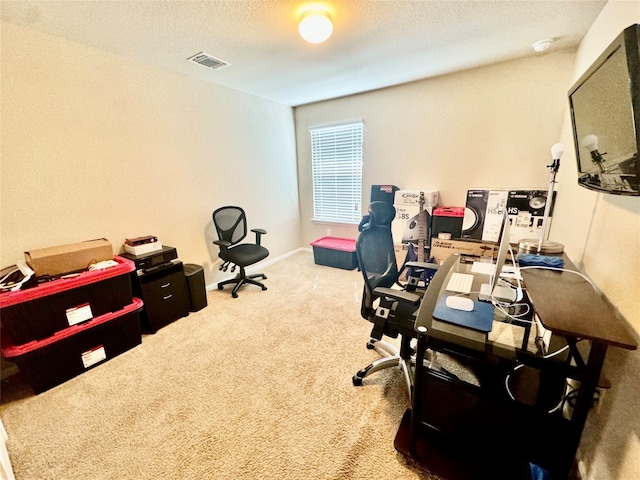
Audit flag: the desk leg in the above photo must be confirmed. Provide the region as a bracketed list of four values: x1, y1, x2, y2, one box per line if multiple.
[566, 342, 608, 475]
[409, 333, 429, 456]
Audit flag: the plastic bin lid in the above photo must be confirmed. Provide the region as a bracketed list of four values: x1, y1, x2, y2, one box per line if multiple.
[310, 236, 356, 252]
[0, 256, 135, 309]
[433, 206, 465, 217]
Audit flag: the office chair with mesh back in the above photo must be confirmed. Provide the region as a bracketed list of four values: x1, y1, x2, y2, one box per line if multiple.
[212, 206, 269, 298]
[352, 201, 438, 396]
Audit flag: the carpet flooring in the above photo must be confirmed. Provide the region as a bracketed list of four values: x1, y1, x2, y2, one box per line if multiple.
[0, 251, 438, 480]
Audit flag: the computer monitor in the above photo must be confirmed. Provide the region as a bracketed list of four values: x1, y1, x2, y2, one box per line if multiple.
[480, 214, 517, 302]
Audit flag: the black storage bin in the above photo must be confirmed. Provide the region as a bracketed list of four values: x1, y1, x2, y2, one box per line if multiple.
[0, 256, 135, 344]
[183, 264, 207, 312]
[1, 298, 143, 394]
[310, 237, 357, 270]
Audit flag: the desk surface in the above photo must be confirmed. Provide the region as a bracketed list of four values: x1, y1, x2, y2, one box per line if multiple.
[416, 254, 637, 351]
[520, 254, 636, 350]
[405, 252, 636, 480]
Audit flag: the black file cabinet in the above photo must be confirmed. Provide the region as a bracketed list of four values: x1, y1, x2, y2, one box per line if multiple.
[133, 261, 189, 332]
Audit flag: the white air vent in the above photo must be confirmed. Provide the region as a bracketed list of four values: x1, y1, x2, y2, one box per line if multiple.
[187, 52, 229, 70]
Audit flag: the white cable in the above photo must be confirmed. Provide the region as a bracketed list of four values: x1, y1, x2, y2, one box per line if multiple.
[518, 265, 598, 291]
[492, 299, 532, 322]
[504, 363, 565, 414]
[543, 344, 571, 359]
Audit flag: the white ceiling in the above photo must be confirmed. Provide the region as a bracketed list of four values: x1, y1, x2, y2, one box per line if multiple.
[1, 0, 608, 106]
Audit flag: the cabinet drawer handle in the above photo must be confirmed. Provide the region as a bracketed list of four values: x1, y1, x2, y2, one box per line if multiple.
[163, 294, 173, 300]
[161, 282, 171, 288]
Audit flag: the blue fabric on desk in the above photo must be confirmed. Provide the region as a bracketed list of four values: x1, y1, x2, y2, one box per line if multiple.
[432, 294, 494, 332]
[517, 254, 564, 268]
[529, 463, 552, 480]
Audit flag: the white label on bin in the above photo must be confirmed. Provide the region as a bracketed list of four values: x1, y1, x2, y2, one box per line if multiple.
[81, 345, 106, 369]
[66, 303, 93, 326]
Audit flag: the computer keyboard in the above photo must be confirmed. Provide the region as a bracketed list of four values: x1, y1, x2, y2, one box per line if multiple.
[445, 272, 474, 294]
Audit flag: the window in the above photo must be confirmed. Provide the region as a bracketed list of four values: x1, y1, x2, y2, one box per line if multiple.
[310, 120, 363, 224]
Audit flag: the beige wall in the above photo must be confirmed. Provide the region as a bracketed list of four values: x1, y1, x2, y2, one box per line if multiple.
[295, 50, 576, 245]
[555, 3, 640, 480]
[0, 21, 301, 287]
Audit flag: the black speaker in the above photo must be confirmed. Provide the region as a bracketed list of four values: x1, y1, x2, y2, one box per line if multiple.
[183, 264, 207, 312]
[370, 185, 399, 204]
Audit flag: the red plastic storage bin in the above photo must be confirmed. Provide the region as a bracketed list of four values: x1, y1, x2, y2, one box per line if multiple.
[0, 256, 135, 344]
[310, 237, 357, 270]
[1, 298, 143, 394]
[432, 206, 465, 239]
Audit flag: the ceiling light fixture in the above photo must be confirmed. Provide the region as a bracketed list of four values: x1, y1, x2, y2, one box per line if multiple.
[298, 9, 333, 44]
[532, 39, 554, 53]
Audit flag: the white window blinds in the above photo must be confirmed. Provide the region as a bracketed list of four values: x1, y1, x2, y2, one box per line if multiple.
[310, 121, 363, 224]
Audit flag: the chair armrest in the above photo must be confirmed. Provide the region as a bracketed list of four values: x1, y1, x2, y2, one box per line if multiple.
[214, 240, 231, 253]
[373, 287, 421, 306]
[251, 228, 267, 245]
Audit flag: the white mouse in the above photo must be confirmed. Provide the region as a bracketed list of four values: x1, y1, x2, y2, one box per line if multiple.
[445, 295, 474, 312]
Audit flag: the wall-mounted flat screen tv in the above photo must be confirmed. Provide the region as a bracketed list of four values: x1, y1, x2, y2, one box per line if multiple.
[568, 23, 640, 195]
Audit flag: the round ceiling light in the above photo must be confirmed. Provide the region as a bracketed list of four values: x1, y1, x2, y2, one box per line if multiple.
[298, 10, 333, 44]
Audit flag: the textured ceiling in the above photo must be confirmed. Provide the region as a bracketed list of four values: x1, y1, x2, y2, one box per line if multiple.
[1, 0, 609, 106]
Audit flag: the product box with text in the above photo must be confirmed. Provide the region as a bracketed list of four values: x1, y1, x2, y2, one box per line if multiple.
[462, 190, 508, 243]
[430, 238, 500, 264]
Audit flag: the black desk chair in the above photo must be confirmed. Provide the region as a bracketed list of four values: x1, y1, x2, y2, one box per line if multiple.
[212, 206, 269, 298]
[352, 201, 438, 396]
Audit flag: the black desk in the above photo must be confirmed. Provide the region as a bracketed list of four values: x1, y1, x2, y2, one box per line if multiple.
[394, 254, 637, 479]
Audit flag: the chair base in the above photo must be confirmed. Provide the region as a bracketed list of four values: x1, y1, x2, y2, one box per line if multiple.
[218, 272, 267, 298]
[352, 339, 415, 398]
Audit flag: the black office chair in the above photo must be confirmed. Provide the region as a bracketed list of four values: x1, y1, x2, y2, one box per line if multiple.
[352, 201, 438, 396]
[212, 206, 269, 298]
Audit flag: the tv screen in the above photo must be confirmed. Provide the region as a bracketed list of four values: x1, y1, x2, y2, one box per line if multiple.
[568, 24, 640, 195]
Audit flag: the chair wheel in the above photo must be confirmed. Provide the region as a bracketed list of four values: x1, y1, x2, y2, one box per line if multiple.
[366, 342, 376, 350]
[232, 292, 238, 298]
[261, 286, 267, 291]
[352, 376, 363, 386]
[218, 285, 224, 290]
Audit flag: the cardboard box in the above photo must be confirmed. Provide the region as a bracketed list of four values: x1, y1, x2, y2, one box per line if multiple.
[391, 204, 437, 246]
[462, 189, 508, 243]
[430, 238, 499, 264]
[25, 239, 113, 277]
[124, 241, 162, 256]
[393, 189, 439, 207]
[463, 188, 556, 243]
[393, 242, 411, 268]
[506, 190, 555, 242]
